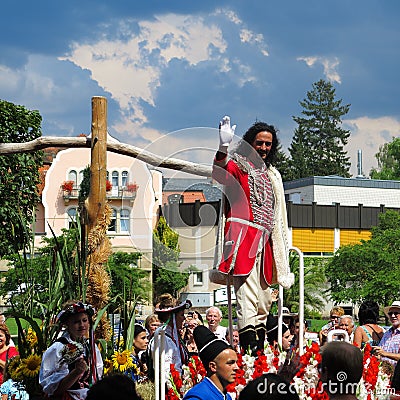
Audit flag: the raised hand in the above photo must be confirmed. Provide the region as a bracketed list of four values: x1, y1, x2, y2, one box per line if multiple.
[219, 115, 236, 148]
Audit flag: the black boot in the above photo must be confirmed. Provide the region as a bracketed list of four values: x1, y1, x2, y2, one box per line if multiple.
[255, 323, 266, 352]
[239, 325, 258, 356]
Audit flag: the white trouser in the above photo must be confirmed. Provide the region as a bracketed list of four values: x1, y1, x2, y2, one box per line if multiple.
[233, 252, 272, 330]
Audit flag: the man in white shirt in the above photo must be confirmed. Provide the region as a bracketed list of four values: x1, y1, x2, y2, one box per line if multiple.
[206, 306, 227, 341]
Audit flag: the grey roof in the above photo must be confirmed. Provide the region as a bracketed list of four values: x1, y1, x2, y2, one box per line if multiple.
[284, 176, 400, 190]
[163, 178, 222, 202]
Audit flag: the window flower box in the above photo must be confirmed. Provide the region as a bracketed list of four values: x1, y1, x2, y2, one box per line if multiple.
[61, 181, 74, 193]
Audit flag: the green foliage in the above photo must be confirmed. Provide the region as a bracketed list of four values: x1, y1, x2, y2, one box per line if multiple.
[0, 223, 89, 358]
[288, 79, 351, 179]
[219, 305, 237, 321]
[325, 210, 400, 305]
[152, 216, 189, 299]
[79, 165, 91, 202]
[107, 251, 151, 306]
[281, 255, 328, 317]
[370, 137, 400, 180]
[0, 99, 44, 256]
[0, 227, 84, 315]
[274, 143, 292, 183]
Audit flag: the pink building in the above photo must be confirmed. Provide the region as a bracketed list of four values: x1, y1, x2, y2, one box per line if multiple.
[36, 136, 162, 275]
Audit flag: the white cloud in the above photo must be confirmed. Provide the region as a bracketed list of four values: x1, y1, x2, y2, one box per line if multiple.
[61, 13, 228, 136]
[297, 56, 341, 83]
[344, 116, 400, 176]
[215, 9, 242, 25]
[239, 29, 269, 56]
[0, 65, 20, 92]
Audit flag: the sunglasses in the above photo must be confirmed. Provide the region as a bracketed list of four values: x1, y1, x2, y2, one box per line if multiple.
[255, 140, 273, 147]
[389, 311, 400, 317]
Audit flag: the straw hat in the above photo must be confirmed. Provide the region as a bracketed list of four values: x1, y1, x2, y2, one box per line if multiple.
[384, 300, 400, 318]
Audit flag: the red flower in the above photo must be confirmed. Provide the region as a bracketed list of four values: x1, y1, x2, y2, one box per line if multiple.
[166, 388, 180, 400]
[62, 180, 74, 192]
[189, 356, 206, 383]
[252, 354, 271, 379]
[106, 180, 112, 191]
[170, 364, 183, 392]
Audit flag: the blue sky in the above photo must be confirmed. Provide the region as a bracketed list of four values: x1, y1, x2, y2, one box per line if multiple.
[1, 1, 399, 177]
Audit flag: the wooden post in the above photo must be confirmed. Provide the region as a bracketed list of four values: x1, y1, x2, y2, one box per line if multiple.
[87, 96, 107, 231]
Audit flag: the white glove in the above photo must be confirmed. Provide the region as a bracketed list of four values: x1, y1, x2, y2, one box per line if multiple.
[219, 115, 236, 147]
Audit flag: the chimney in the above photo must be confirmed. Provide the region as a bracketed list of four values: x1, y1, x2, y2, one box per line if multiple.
[356, 149, 364, 178]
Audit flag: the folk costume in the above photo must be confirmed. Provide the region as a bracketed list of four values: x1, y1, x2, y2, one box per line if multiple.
[149, 299, 191, 380]
[39, 302, 103, 400]
[183, 325, 233, 400]
[212, 119, 294, 354]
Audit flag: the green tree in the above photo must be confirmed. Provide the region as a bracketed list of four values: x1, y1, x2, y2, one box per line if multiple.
[281, 256, 328, 318]
[370, 137, 400, 180]
[325, 210, 400, 305]
[288, 79, 351, 179]
[274, 143, 292, 182]
[107, 251, 151, 305]
[152, 216, 190, 299]
[0, 99, 43, 256]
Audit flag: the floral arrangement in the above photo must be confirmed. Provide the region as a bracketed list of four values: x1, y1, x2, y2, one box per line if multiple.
[167, 356, 206, 400]
[357, 344, 392, 400]
[126, 183, 138, 192]
[60, 341, 85, 365]
[61, 180, 74, 192]
[106, 180, 112, 191]
[167, 343, 392, 400]
[7, 354, 43, 397]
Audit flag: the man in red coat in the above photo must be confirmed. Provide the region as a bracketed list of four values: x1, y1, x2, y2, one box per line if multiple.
[212, 116, 294, 354]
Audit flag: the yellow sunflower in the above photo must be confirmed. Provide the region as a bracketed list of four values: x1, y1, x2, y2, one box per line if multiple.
[19, 354, 42, 378]
[111, 350, 133, 372]
[8, 356, 23, 381]
[103, 358, 113, 375]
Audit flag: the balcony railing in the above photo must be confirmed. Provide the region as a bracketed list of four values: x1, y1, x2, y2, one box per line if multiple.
[62, 186, 138, 204]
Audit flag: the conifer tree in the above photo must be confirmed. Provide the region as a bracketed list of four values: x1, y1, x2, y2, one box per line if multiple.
[289, 79, 351, 179]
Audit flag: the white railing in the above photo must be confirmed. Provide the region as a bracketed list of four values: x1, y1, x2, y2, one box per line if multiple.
[278, 246, 305, 354]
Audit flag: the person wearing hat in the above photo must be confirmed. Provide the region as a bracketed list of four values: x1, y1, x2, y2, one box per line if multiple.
[149, 293, 191, 379]
[39, 300, 103, 400]
[266, 315, 293, 352]
[183, 325, 238, 400]
[372, 300, 400, 366]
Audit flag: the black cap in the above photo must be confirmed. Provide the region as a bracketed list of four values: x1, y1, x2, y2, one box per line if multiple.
[193, 326, 231, 368]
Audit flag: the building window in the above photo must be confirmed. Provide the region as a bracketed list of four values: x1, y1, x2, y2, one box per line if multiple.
[107, 208, 131, 234]
[120, 209, 130, 232]
[122, 171, 129, 187]
[68, 170, 77, 186]
[108, 208, 117, 233]
[193, 271, 203, 286]
[67, 207, 77, 229]
[112, 171, 119, 188]
[78, 169, 84, 185]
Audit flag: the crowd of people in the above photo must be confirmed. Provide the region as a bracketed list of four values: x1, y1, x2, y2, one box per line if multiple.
[0, 294, 399, 400]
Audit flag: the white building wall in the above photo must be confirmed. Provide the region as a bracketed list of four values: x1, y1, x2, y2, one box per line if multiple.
[286, 183, 400, 208]
[313, 185, 400, 207]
